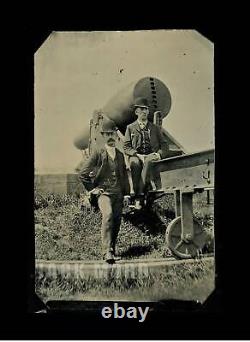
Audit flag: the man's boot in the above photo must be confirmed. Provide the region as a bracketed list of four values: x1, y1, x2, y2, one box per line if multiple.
[104, 250, 115, 264]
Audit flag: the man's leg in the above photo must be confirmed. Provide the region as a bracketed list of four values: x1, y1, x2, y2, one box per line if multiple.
[111, 195, 123, 254]
[97, 194, 114, 257]
[141, 154, 156, 191]
[129, 156, 143, 196]
[141, 154, 162, 191]
[152, 167, 162, 189]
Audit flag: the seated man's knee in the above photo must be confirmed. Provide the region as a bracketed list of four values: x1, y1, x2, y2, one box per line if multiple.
[129, 156, 141, 169]
[144, 158, 153, 167]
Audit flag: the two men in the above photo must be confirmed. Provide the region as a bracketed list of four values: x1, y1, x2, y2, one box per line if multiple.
[79, 119, 129, 263]
[79, 97, 168, 262]
[124, 97, 168, 209]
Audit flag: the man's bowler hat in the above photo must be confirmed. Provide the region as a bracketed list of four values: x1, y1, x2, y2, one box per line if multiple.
[134, 97, 149, 108]
[100, 117, 117, 133]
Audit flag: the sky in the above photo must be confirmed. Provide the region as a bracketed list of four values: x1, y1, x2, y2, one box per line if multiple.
[35, 30, 214, 174]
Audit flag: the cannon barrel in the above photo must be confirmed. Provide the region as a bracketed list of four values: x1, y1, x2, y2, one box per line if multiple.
[103, 76, 171, 132]
[73, 76, 171, 150]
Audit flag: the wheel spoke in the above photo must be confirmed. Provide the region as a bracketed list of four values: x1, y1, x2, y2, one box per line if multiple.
[171, 233, 181, 238]
[175, 240, 183, 250]
[192, 240, 201, 248]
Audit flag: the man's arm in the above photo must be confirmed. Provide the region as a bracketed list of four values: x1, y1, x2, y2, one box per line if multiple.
[156, 127, 169, 159]
[123, 126, 138, 157]
[78, 151, 99, 191]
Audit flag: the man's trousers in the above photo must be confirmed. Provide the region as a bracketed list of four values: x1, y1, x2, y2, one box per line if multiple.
[129, 155, 162, 195]
[98, 194, 123, 254]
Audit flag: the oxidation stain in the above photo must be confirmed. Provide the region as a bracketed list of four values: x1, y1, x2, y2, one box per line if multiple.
[119, 68, 124, 73]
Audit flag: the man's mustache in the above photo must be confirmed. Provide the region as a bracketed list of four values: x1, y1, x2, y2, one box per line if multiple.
[107, 138, 115, 143]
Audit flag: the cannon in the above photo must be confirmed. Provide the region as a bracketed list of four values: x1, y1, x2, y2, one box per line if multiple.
[73, 76, 185, 156]
[74, 76, 214, 259]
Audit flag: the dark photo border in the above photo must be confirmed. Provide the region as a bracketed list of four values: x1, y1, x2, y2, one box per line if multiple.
[1, 17, 247, 339]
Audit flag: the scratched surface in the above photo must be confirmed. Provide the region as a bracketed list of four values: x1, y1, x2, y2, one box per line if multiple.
[159, 163, 214, 190]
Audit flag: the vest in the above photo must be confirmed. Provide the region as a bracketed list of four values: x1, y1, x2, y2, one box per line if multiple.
[100, 154, 121, 195]
[137, 125, 152, 155]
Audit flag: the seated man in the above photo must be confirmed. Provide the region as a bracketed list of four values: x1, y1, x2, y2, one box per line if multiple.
[78, 119, 129, 263]
[123, 97, 168, 209]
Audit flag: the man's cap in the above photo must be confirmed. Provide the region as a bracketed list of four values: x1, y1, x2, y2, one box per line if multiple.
[134, 97, 149, 108]
[100, 118, 117, 133]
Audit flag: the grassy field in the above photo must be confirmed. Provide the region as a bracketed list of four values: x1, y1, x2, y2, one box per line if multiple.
[36, 258, 215, 303]
[35, 192, 214, 260]
[35, 191, 215, 304]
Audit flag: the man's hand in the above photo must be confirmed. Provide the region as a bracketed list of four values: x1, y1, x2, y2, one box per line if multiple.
[88, 187, 104, 196]
[152, 152, 161, 161]
[136, 153, 161, 163]
[146, 152, 161, 161]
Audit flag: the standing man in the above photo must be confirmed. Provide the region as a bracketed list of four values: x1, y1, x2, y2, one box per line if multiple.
[78, 119, 129, 263]
[124, 97, 168, 209]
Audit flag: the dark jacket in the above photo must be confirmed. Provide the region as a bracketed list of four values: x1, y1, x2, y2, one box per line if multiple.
[123, 121, 169, 158]
[78, 148, 130, 195]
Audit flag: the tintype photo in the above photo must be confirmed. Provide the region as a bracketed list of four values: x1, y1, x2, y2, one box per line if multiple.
[34, 30, 215, 307]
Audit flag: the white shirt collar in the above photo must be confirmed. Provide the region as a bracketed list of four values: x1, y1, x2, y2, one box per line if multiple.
[137, 119, 148, 129]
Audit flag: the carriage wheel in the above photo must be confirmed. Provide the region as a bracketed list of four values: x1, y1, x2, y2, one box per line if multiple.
[166, 216, 208, 259]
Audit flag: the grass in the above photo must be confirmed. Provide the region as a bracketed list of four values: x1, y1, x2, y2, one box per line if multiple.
[36, 258, 215, 303]
[34, 191, 215, 303]
[35, 192, 214, 261]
